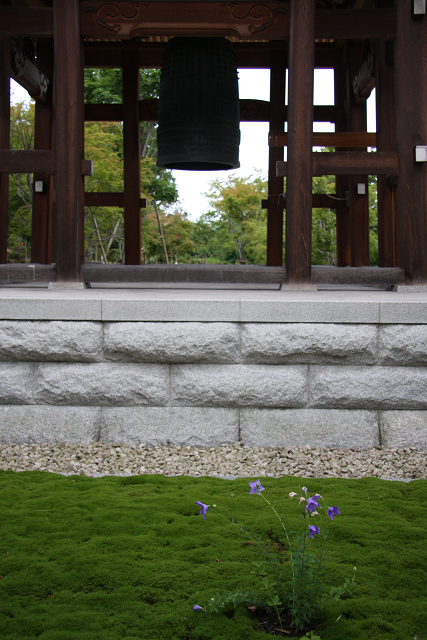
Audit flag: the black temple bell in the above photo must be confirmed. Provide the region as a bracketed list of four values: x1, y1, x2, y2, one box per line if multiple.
[157, 37, 240, 171]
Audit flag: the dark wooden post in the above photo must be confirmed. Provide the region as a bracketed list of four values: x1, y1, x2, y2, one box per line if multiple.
[334, 56, 351, 266]
[376, 35, 398, 267]
[0, 36, 10, 264]
[267, 52, 285, 266]
[32, 40, 54, 264]
[53, 0, 84, 281]
[285, 0, 315, 283]
[348, 43, 370, 267]
[394, 0, 427, 283]
[122, 49, 141, 265]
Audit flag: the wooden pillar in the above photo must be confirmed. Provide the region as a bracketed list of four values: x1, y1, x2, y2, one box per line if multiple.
[348, 43, 370, 267]
[32, 40, 54, 264]
[394, 0, 427, 283]
[0, 36, 10, 264]
[334, 56, 351, 266]
[376, 35, 398, 267]
[267, 52, 285, 266]
[53, 0, 84, 281]
[285, 0, 315, 283]
[122, 49, 141, 265]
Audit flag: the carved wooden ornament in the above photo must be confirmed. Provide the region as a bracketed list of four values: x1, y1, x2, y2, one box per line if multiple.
[80, 2, 290, 40]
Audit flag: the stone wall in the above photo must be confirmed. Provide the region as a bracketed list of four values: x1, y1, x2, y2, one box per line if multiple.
[1, 319, 426, 449]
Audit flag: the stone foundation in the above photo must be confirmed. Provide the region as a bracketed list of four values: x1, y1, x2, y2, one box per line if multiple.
[0, 288, 426, 450]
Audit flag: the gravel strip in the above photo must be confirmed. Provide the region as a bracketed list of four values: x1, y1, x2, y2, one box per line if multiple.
[0, 443, 426, 481]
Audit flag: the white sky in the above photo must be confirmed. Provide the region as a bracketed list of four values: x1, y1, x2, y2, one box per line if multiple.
[11, 70, 376, 221]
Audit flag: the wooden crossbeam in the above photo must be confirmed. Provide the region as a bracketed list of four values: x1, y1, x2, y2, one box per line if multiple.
[84, 192, 146, 208]
[0, 150, 55, 174]
[84, 101, 336, 124]
[0, 5, 396, 41]
[270, 132, 377, 148]
[262, 194, 339, 210]
[0, 262, 405, 287]
[277, 152, 399, 177]
[0, 7, 53, 37]
[0, 151, 93, 176]
[315, 8, 396, 39]
[83, 41, 339, 70]
[78, 3, 396, 41]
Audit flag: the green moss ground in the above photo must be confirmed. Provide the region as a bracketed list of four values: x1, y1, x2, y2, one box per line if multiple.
[0, 471, 426, 640]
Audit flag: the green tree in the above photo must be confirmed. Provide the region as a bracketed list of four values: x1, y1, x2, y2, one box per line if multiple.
[369, 175, 379, 266]
[311, 173, 337, 265]
[7, 101, 35, 261]
[204, 172, 268, 264]
[84, 121, 125, 263]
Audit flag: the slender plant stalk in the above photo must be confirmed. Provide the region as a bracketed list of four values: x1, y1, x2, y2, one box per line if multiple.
[259, 492, 296, 604]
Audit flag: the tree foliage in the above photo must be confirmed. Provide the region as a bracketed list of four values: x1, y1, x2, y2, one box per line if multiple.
[7, 96, 380, 267]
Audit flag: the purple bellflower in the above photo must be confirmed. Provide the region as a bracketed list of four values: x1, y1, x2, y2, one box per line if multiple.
[309, 525, 320, 539]
[249, 479, 265, 495]
[327, 506, 341, 520]
[193, 605, 201, 611]
[305, 494, 322, 513]
[196, 501, 209, 520]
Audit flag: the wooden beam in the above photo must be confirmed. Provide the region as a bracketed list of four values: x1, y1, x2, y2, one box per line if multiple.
[122, 48, 141, 265]
[0, 262, 404, 287]
[267, 52, 285, 267]
[262, 194, 339, 210]
[285, 0, 316, 284]
[32, 40, 54, 264]
[311, 265, 403, 286]
[83, 41, 339, 71]
[0, 35, 10, 265]
[0, 151, 93, 176]
[0, 263, 56, 284]
[334, 57, 351, 267]
[277, 152, 399, 177]
[0, 149, 55, 174]
[11, 43, 49, 103]
[79, 3, 395, 41]
[0, 6, 53, 37]
[269, 131, 377, 148]
[376, 13, 398, 268]
[54, 0, 85, 281]
[315, 8, 396, 39]
[78, 263, 404, 287]
[84, 192, 146, 208]
[80, 1, 291, 41]
[395, 0, 427, 283]
[347, 43, 370, 267]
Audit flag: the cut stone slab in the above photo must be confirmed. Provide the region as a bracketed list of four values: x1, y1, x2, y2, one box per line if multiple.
[0, 405, 101, 444]
[0, 320, 103, 362]
[380, 411, 427, 449]
[310, 366, 427, 410]
[33, 363, 170, 406]
[241, 323, 377, 364]
[100, 406, 239, 447]
[240, 409, 379, 449]
[379, 325, 427, 365]
[104, 322, 240, 363]
[170, 364, 308, 407]
[0, 363, 33, 404]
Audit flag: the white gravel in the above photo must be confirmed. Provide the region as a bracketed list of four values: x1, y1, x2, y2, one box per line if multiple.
[0, 442, 426, 481]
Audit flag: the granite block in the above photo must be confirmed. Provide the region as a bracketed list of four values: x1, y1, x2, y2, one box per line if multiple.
[33, 363, 170, 406]
[104, 322, 240, 363]
[171, 364, 307, 407]
[240, 408, 379, 449]
[100, 406, 239, 446]
[242, 323, 377, 364]
[0, 405, 101, 444]
[310, 366, 427, 410]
